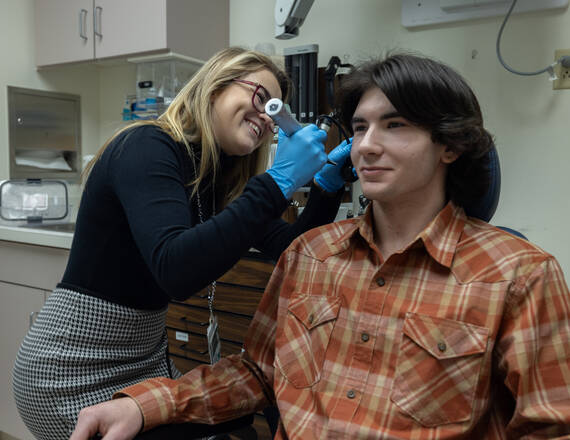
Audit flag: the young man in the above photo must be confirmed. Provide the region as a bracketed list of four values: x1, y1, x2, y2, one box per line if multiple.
[70, 53, 570, 439]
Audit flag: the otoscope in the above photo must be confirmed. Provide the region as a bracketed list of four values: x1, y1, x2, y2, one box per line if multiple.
[265, 98, 307, 137]
[265, 98, 357, 182]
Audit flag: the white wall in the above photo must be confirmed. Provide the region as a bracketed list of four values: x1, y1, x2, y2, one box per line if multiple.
[231, 0, 570, 277]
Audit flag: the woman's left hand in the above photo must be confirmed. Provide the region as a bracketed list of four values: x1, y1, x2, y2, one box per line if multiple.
[69, 397, 143, 440]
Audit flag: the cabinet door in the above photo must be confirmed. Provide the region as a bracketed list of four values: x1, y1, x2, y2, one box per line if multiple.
[93, 0, 167, 59]
[0, 281, 45, 440]
[35, 0, 94, 66]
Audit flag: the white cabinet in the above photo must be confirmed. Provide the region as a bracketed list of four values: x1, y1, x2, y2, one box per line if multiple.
[0, 240, 69, 439]
[35, 0, 94, 65]
[0, 282, 46, 440]
[35, 0, 229, 67]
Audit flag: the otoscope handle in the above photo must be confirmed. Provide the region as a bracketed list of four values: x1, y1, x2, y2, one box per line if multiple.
[265, 98, 302, 135]
[266, 98, 339, 167]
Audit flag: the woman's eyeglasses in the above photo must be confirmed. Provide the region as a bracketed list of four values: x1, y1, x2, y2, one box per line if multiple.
[233, 79, 272, 113]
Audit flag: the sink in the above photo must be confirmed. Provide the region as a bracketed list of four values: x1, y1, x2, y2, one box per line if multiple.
[20, 222, 76, 233]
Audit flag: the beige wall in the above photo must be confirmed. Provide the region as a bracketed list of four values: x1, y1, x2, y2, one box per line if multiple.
[231, 0, 570, 276]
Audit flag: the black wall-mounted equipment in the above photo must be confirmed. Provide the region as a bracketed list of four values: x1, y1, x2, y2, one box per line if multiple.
[284, 44, 318, 124]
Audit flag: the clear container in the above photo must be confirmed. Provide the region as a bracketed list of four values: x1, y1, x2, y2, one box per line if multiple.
[134, 58, 201, 119]
[0, 179, 69, 225]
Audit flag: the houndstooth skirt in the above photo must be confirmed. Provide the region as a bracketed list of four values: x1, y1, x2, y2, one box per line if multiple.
[12, 287, 181, 440]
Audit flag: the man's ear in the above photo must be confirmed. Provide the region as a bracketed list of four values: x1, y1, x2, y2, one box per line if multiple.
[441, 146, 459, 164]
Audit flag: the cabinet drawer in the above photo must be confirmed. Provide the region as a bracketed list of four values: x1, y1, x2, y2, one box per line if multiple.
[167, 303, 252, 343]
[181, 284, 263, 317]
[170, 354, 203, 374]
[167, 328, 242, 364]
[218, 258, 274, 289]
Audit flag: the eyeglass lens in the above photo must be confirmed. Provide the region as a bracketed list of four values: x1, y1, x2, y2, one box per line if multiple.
[252, 85, 270, 113]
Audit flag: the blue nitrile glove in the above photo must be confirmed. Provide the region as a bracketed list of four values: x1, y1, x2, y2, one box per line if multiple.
[267, 125, 328, 199]
[314, 138, 353, 192]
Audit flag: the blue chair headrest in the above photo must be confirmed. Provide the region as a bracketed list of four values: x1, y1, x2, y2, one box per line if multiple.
[463, 146, 500, 223]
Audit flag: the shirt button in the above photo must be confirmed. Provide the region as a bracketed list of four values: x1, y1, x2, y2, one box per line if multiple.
[361, 333, 370, 342]
[376, 277, 385, 287]
[308, 314, 314, 324]
[437, 341, 447, 352]
[347, 389, 356, 399]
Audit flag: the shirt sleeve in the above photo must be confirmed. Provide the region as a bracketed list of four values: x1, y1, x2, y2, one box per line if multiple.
[496, 256, 570, 438]
[115, 255, 287, 431]
[106, 126, 339, 301]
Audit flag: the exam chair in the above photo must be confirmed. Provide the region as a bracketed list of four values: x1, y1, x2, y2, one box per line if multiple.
[134, 147, 524, 440]
[463, 146, 526, 239]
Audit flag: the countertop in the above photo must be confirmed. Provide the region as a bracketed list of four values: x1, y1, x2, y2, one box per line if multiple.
[0, 225, 262, 255]
[0, 224, 73, 249]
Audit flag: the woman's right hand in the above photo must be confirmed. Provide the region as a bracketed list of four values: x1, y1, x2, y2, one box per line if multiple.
[69, 397, 143, 440]
[266, 125, 328, 199]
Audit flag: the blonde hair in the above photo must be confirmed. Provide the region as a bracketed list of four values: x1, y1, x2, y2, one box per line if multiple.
[85, 47, 290, 206]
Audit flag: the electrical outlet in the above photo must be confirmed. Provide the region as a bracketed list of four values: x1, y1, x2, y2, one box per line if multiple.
[553, 49, 570, 90]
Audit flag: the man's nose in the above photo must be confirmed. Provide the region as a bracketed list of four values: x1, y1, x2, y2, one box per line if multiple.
[356, 127, 382, 154]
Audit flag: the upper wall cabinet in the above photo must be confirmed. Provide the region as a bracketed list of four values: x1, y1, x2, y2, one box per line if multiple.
[34, 0, 229, 67]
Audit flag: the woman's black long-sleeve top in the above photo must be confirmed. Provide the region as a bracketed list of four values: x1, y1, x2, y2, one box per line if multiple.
[59, 125, 342, 310]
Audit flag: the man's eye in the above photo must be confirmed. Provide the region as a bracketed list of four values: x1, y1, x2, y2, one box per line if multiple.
[387, 121, 405, 128]
[352, 125, 367, 133]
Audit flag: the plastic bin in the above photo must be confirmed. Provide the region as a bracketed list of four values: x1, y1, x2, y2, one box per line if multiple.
[0, 179, 69, 225]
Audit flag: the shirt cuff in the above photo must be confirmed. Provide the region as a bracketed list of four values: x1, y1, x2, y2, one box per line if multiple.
[311, 179, 345, 197]
[114, 379, 177, 432]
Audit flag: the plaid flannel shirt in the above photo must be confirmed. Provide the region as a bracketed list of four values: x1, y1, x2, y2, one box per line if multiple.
[119, 202, 570, 439]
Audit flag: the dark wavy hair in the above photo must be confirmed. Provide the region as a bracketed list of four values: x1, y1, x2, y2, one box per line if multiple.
[338, 52, 494, 209]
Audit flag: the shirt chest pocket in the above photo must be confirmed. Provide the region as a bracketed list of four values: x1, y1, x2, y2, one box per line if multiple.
[275, 294, 341, 388]
[391, 313, 489, 427]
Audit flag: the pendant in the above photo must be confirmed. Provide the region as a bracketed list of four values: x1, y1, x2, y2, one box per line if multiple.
[207, 311, 221, 364]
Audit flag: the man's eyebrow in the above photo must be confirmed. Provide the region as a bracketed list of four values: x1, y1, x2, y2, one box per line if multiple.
[350, 116, 367, 125]
[380, 111, 402, 120]
[351, 111, 402, 125]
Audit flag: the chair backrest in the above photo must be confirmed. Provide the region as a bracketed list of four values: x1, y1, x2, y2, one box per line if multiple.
[463, 146, 526, 239]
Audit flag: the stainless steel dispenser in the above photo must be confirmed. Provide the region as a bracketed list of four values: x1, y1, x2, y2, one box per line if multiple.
[8, 87, 81, 182]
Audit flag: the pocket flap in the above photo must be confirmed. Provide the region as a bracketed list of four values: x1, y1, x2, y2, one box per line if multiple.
[402, 313, 488, 360]
[288, 295, 341, 330]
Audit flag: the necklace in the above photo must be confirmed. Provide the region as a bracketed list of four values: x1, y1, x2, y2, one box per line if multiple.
[190, 150, 221, 364]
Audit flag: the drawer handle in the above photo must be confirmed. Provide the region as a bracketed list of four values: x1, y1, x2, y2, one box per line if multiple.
[179, 343, 208, 355]
[180, 317, 208, 327]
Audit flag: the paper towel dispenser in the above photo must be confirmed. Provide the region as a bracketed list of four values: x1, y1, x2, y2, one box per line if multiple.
[8, 86, 81, 182]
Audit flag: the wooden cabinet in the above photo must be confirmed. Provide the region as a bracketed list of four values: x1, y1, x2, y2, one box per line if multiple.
[35, 0, 229, 67]
[167, 254, 275, 440]
[0, 241, 69, 440]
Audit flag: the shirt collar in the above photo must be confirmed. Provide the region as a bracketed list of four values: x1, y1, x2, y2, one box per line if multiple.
[418, 202, 466, 268]
[352, 201, 466, 268]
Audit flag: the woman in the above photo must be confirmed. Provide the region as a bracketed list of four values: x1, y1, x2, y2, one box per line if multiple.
[12, 47, 349, 440]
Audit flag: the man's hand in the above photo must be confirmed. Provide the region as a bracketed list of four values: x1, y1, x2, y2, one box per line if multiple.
[69, 397, 143, 440]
